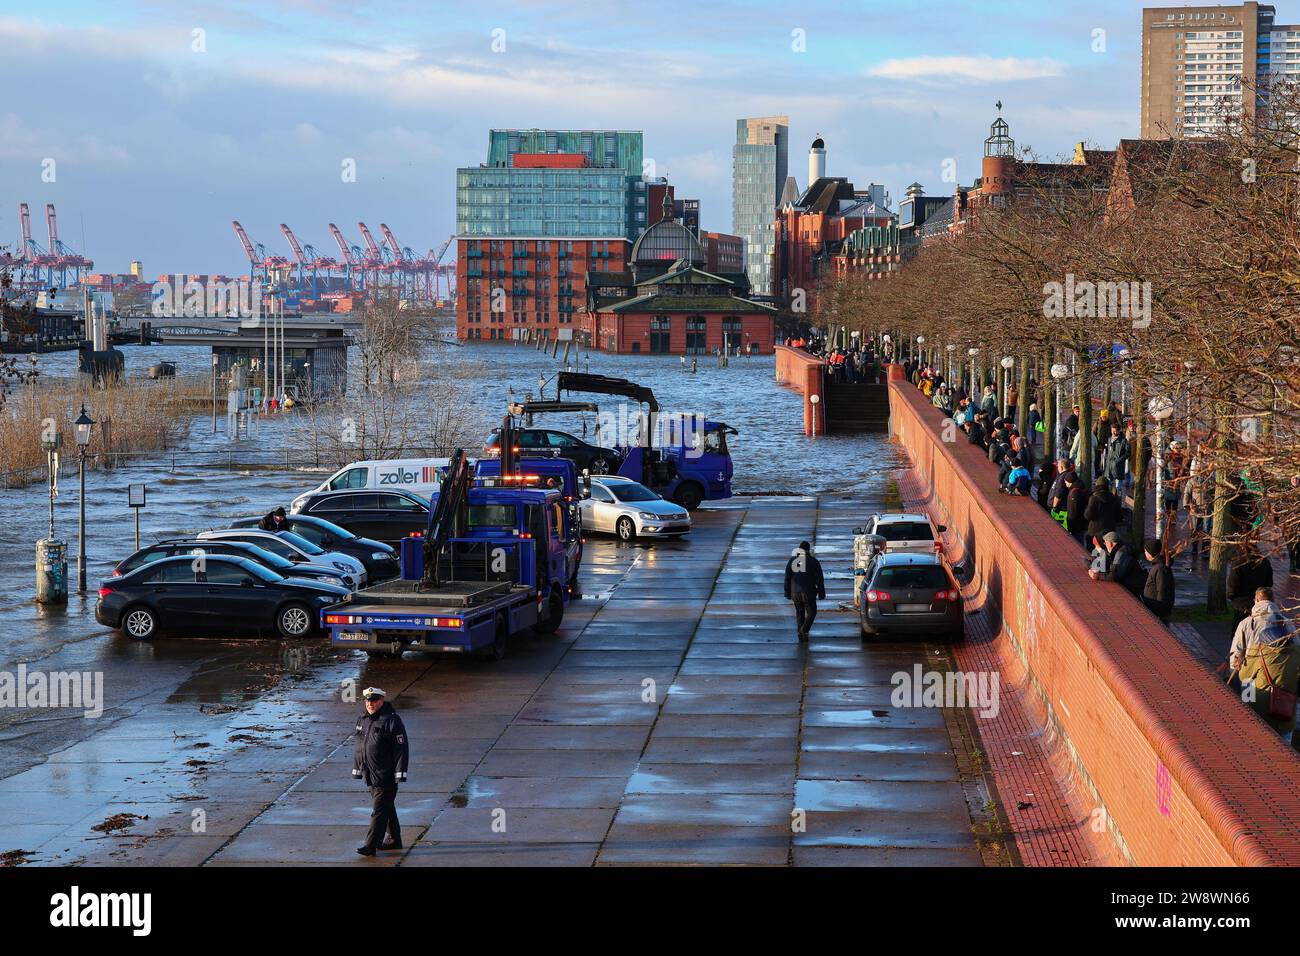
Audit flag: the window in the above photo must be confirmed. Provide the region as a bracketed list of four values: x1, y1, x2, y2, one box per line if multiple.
[329, 467, 368, 490]
[874, 566, 950, 589]
[202, 561, 256, 585]
[467, 504, 517, 528]
[589, 484, 616, 503]
[376, 494, 423, 511]
[140, 560, 195, 584]
[546, 432, 576, 447]
[873, 521, 934, 541]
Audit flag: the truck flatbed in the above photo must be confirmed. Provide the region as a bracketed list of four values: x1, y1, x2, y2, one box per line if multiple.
[349, 578, 512, 608]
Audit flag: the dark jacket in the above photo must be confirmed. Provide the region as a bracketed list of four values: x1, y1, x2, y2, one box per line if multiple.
[258, 512, 288, 532]
[1084, 489, 1121, 537]
[352, 701, 410, 788]
[1103, 434, 1130, 481]
[1142, 561, 1175, 621]
[1065, 484, 1088, 532]
[784, 549, 826, 600]
[1227, 556, 1274, 611]
[1098, 544, 1145, 597]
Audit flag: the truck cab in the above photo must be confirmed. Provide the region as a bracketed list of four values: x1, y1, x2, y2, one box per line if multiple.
[472, 457, 584, 588]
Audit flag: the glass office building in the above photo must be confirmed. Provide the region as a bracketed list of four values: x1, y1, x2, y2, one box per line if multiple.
[456, 129, 645, 239]
[732, 116, 788, 296]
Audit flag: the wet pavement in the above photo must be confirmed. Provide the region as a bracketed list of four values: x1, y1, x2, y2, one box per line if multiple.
[0, 494, 997, 867]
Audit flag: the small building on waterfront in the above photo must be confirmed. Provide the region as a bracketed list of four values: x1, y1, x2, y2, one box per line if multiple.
[154, 323, 349, 400]
[579, 206, 776, 355]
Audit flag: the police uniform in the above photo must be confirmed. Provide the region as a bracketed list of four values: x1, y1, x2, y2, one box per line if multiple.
[352, 688, 410, 854]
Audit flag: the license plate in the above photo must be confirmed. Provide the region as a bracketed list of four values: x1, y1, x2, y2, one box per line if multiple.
[896, 603, 931, 613]
[335, 631, 370, 643]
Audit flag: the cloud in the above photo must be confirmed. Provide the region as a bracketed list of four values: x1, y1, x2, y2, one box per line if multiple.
[866, 55, 1065, 84]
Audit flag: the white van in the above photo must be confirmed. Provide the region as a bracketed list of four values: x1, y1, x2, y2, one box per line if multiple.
[290, 457, 459, 513]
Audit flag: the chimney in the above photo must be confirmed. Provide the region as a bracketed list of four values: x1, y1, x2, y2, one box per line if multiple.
[809, 136, 826, 187]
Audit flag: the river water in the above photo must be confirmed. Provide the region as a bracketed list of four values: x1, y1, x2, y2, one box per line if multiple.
[0, 338, 899, 772]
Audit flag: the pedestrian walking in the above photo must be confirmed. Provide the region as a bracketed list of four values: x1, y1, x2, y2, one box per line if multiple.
[1231, 588, 1300, 743]
[352, 686, 410, 856]
[1142, 538, 1175, 626]
[784, 540, 825, 643]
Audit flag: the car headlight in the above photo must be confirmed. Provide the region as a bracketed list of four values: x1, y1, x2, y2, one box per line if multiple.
[332, 561, 349, 572]
[638, 512, 657, 520]
[316, 595, 333, 602]
[371, 552, 388, 560]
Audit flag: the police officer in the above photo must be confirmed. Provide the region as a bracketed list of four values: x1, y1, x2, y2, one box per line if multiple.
[784, 540, 826, 643]
[352, 687, 410, 856]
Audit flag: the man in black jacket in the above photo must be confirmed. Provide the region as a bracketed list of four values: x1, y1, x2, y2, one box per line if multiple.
[1088, 531, 1145, 597]
[353, 687, 410, 856]
[259, 506, 289, 532]
[784, 541, 826, 643]
[1084, 477, 1121, 550]
[1142, 538, 1175, 626]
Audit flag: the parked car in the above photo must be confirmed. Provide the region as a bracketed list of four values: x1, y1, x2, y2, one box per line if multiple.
[854, 513, 946, 557]
[95, 555, 349, 640]
[289, 457, 456, 513]
[485, 426, 623, 475]
[195, 529, 367, 584]
[229, 513, 399, 580]
[111, 538, 354, 589]
[288, 489, 430, 546]
[579, 476, 691, 541]
[858, 552, 964, 640]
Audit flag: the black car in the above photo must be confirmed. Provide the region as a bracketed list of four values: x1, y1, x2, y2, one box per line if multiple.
[485, 427, 622, 475]
[96, 555, 349, 640]
[229, 514, 399, 580]
[112, 539, 355, 589]
[859, 552, 964, 640]
[290, 489, 430, 546]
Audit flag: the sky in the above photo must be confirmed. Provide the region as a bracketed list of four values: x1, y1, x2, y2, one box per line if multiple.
[0, 0, 1155, 277]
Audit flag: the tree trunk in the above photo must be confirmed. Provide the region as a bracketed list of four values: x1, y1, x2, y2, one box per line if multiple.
[1207, 403, 1232, 613]
[1043, 351, 1056, 462]
[1076, 367, 1094, 488]
[1017, 362, 1031, 437]
[1130, 378, 1148, 549]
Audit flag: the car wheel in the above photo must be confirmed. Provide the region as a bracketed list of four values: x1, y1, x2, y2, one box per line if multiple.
[673, 482, 704, 511]
[616, 516, 636, 542]
[122, 605, 158, 641]
[534, 587, 564, 634]
[276, 602, 314, 638]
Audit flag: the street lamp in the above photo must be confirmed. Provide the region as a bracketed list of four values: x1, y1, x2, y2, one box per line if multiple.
[1149, 395, 1175, 537]
[967, 347, 980, 401]
[1000, 356, 1014, 419]
[73, 405, 95, 592]
[1051, 363, 1070, 456]
[945, 343, 955, 383]
[916, 335, 925, 365]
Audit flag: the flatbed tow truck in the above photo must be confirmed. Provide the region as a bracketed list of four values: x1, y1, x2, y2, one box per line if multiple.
[322, 435, 573, 660]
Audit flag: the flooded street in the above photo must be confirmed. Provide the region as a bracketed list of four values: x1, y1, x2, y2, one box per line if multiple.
[0, 340, 902, 788]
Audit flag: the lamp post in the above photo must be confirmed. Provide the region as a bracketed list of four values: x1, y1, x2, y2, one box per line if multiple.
[1000, 356, 1014, 418]
[916, 335, 925, 367]
[945, 343, 955, 384]
[211, 353, 219, 433]
[1051, 363, 1070, 457]
[74, 405, 95, 592]
[1149, 395, 1174, 537]
[809, 393, 820, 438]
[968, 348, 980, 402]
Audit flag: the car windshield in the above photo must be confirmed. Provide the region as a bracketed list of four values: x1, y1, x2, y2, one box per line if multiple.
[468, 504, 517, 528]
[874, 566, 949, 589]
[294, 516, 354, 541]
[244, 560, 284, 583]
[875, 522, 934, 541]
[607, 481, 659, 503]
[279, 531, 324, 555]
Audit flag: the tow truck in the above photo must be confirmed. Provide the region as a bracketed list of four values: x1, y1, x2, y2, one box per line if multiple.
[487, 373, 735, 510]
[321, 433, 573, 660]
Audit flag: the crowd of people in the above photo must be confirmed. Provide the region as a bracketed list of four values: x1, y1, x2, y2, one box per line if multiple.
[903, 357, 1300, 747]
[787, 334, 891, 385]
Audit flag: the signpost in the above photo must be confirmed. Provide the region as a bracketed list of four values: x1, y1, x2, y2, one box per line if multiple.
[129, 483, 147, 550]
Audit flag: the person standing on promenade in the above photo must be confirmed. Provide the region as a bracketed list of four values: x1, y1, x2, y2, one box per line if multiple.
[784, 540, 825, 644]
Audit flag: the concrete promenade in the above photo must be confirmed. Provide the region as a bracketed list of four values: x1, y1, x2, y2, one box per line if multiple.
[1, 495, 1007, 867]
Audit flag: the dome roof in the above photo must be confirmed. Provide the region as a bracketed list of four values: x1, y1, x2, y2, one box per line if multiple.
[811, 136, 825, 150]
[631, 218, 704, 266]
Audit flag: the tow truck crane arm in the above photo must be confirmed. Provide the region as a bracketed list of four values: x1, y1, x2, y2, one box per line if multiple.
[554, 372, 659, 414]
[420, 449, 470, 589]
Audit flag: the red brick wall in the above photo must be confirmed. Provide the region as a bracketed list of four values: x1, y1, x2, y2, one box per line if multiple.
[775, 345, 825, 436]
[888, 367, 1300, 866]
[584, 312, 773, 355]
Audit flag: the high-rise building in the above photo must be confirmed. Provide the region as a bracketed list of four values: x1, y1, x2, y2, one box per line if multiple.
[1141, 3, 1300, 138]
[455, 129, 647, 342]
[732, 116, 788, 296]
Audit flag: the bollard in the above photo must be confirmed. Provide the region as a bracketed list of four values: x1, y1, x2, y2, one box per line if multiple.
[562, 340, 572, 364]
[551, 337, 560, 358]
[36, 538, 68, 604]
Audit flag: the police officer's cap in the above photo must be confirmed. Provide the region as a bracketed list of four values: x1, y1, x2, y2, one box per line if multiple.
[362, 687, 387, 700]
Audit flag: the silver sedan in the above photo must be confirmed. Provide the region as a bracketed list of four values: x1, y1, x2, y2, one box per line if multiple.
[580, 476, 692, 541]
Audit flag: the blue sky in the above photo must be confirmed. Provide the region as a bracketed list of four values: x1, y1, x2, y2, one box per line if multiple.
[0, 0, 1153, 276]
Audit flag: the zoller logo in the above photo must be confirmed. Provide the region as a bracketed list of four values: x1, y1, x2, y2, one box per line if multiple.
[49, 886, 151, 937]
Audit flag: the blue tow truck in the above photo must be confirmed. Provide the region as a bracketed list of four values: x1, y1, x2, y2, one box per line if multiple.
[322, 440, 573, 660]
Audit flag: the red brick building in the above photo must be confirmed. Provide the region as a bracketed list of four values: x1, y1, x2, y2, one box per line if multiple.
[772, 177, 891, 306]
[701, 231, 744, 274]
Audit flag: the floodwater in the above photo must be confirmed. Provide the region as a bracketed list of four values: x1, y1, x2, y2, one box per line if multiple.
[0, 337, 900, 780]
